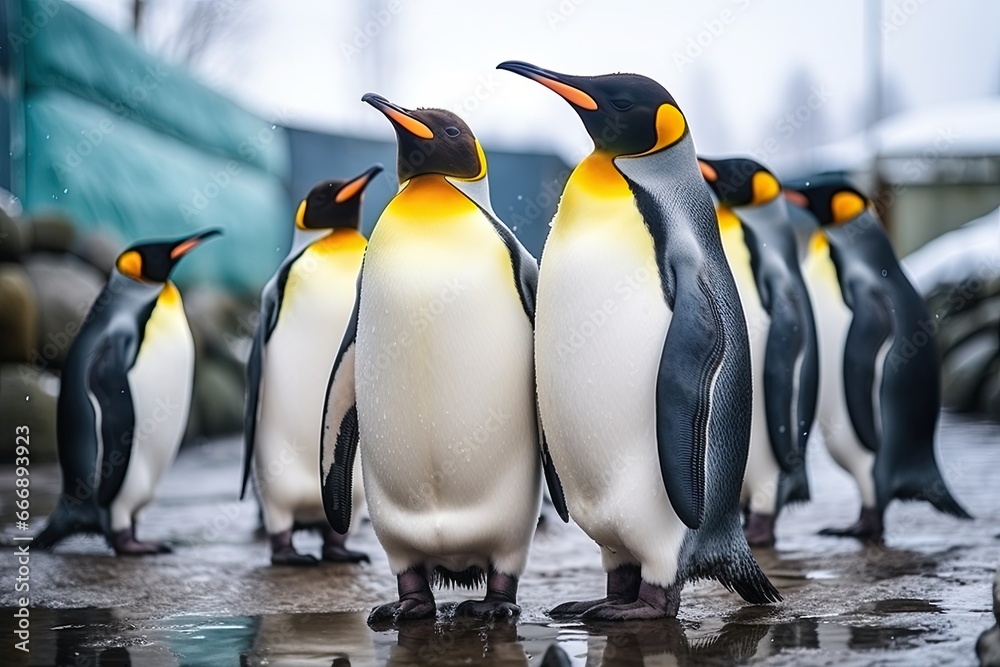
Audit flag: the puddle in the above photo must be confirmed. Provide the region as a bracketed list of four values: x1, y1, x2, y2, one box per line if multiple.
[0, 607, 937, 666]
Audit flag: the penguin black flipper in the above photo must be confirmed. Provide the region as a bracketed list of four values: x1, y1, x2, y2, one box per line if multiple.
[477, 202, 569, 522]
[241, 252, 301, 500]
[655, 270, 721, 530]
[90, 330, 140, 508]
[841, 284, 892, 454]
[320, 276, 361, 535]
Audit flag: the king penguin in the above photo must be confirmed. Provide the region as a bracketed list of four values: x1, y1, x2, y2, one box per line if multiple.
[320, 94, 566, 624]
[35, 228, 221, 554]
[498, 61, 779, 619]
[241, 166, 382, 565]
[697, 156, 819, 547]
[786, 178, 971, 540]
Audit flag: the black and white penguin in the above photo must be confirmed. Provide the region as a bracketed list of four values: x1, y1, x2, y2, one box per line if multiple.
[786, 178, 972, 540]
[320, 94, 566, 624]
[498, 61, 779, 619]
[35, 228, 221, 554]
[241, 166, 382, 565]
[698, 156, 819, 546]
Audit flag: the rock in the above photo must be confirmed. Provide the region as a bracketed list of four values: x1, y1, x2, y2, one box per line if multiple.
[24, 211, 77, 254]
[941, 331, 999, 412]
[977, 569, 1000, 666]
[73, 229, 121, 276]
[22, 254, 105, 370]
[0, 264, 38, 363]
[0, 209, 27, 262]
[0, 363, 58, 464]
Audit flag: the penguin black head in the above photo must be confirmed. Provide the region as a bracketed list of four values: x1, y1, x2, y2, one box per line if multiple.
[697, 156, 781, 208]
[497, 61, 687, 157]
[783, 177, 870, 226]
[362, 93, 485, 184]
[115, 228, 222, 283]
[295, 165, 384, 231]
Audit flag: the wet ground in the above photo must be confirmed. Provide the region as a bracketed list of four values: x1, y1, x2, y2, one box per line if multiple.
[1, 413, 998, 665]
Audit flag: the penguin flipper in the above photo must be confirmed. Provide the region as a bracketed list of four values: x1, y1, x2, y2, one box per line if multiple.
[843, 286, 892, 454]
[761, 282, 811, 475]
[656, 272, 724, 530]
[539, 425, 569, 523]
[89, 332, 139, 508]
[794, 276, 820, 461]
[320, 284, 361, 535]
[241, 255, 297, 499]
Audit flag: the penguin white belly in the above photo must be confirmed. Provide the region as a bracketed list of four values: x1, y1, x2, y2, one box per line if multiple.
[803, 246, 877, 507]
[356, 201, 541, 577]
[535, 218, 688, 588]
[718, 218, 779, 514]
[111, 286, 193, 531]
[255, 248, 365, 534]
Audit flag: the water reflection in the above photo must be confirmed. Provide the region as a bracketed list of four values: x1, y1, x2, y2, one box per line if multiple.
[0, 607, 932, 666]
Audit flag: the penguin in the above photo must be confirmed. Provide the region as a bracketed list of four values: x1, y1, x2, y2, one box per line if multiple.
[697, 156, 819, 547]
[320, 94, 566, 624]
[784, 178, 972, 540]
[35, 228, 221, 554]
[241, 166, 382, 566]
[498, 61, 779, 619]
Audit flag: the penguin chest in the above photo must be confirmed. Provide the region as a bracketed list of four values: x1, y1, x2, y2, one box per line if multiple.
[114, 285, 194, 521]
[355, 185, 540, 544]
[535, 191, 671, 536]
[256, 241, 364, 513]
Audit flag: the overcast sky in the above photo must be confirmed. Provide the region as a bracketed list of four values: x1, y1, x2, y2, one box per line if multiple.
[69, 0, 1000, 169]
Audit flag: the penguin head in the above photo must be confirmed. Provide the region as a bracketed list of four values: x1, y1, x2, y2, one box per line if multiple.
[362, 93, 486, 184]
[115, 228, 222, 283]
[295, 165, 384, 231]
[783, 178, 870, 226]
[697, 156, 782, 207]
[497, 61, 687, 157]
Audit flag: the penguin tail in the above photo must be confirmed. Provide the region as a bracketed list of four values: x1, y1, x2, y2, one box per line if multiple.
[34, 497, 104, 550]
[430, 566, 486, 590]
[682, 518, 782, 605]
[777, 467, 811, 507]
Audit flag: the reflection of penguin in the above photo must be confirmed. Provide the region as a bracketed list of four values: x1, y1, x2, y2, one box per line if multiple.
[581, 619, 769, 665]
[698, 156, 819, 547]
[241, 167, 381, 566]
[498, 60, 778, 620]
[36, 229, 221, 554]
[241, 612, 376, 666]
[322, 94, 562, 623]
[384, 618, 527, 666]
[787, 179, 971, 540]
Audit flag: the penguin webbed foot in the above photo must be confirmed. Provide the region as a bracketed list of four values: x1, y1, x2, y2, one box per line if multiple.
[744, 512, 777, 547]
[580, 581, 681, 621]
[112, 528, 172, 556]
[321, 526, 370, 564]
[818, 507, 884, 543]
[368, 568, 437, 628]
[269, 529, 319, 566]
[454, 599, 520, 620]
[550, 563, 642, 618]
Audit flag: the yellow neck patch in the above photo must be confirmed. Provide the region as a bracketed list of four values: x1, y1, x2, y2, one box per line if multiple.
[311, 228, 368, 256]
[751, 171, 780, 205]
[385, 175, 477, 221]
[636, 103, 686, 156]
[565, 151, 632, 199]
[808, 229, 830, 255]
[716, 206, 742, 232]
[158, 281, 181, 306]
[831, 191, 866, 223]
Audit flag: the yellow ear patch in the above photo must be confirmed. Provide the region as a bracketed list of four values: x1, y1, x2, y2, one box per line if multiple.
[639, 104, 686, 155]
[295, 199, 308, 229]
[117, 250, 142, 279]
[831, 191, 866, 223]
[751, 171, 781, 204]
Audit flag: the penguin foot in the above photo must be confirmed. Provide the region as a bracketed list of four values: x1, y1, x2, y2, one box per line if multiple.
[269, 530, 318, 566]
[321, 544, 370, 564]
[818, 507, 884, 543]
[580, 581, 681, 621]
[454, 599, 520, 620]
[550, 564, 642, 618]
[744, 512, 777, 547]
[550, 596, 632, 618]
[112, 529, 172, 556]
[367, 595, 437, 627]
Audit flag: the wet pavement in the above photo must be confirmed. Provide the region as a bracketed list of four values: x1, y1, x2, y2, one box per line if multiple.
[1, 412, 998, 665]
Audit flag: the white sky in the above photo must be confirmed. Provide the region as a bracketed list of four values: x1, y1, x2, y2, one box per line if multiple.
[68, 0, 1000, 169]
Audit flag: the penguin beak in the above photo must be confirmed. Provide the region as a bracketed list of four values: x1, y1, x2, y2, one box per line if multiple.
[497, 61, 598, 111]
[783, 189, 810, 208]
[335, 164, 384, 204]
[697, 158, 719, 183]
[170, 228, 223, 260]
[362, 93, 434, 139]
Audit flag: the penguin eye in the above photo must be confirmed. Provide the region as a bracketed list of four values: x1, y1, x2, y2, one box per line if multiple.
[609, 98, 633, 111]
[444, 126, 461, 137]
